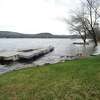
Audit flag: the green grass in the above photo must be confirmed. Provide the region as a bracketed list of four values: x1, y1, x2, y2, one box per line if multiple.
[0, 56, 100, 100]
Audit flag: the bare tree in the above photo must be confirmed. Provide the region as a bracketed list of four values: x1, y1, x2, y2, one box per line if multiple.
[85, 0, 100, 46]
[66, 8, 89, 45]
[68, 0, 100, 46]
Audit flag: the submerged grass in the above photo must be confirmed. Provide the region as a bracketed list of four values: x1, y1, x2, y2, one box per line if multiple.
[0, 56, 100, 100]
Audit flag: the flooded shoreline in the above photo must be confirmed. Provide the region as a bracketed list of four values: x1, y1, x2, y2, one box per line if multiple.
[0, 38, 99, 74]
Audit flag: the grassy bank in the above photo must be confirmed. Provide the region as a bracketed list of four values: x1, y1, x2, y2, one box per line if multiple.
[0, 56, 100, 100]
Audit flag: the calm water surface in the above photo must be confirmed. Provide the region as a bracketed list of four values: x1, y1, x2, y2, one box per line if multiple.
[0, 38, 97, 64]
[0, 38, 100, 74]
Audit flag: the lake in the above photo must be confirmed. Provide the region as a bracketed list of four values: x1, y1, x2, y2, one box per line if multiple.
[0, 38, 98, 64]
[0, 38, 100, 74]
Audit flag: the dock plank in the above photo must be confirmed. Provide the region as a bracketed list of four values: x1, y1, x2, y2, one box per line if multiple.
[0, 51, 20, 57]
[0, 46, 54, 62]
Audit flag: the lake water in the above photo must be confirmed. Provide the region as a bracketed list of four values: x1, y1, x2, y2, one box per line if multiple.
[0, 38, 100, 74]
[0, 38, 97, 63]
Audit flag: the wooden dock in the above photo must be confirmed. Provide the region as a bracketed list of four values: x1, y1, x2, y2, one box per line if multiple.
[0, 51, 20, 61]
[73, 42, 89, 45]
[0, 46, 54, 64]
[18, 46, 54, 60]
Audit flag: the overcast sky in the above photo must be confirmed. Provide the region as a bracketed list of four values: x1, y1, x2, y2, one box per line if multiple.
[0, 0, 81, 35]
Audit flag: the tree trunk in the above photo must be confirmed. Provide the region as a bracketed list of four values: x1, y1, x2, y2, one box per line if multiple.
[91, 27, 98, 46]
[93, 34, 97, 46]
[83, 39, 86, 45]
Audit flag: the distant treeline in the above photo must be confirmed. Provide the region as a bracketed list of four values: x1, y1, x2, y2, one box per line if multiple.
[0, 31, 81, 38]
